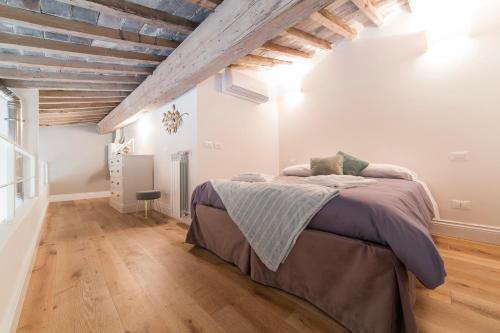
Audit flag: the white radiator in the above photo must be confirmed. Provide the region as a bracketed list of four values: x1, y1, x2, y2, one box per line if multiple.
[171, 151, 189, 219]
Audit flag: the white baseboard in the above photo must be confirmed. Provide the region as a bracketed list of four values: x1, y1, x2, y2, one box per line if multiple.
[431, 219, 500, 245]
[109, 199, 138, 214]
[155, 201, 171, 216]
[153, 202, 191, 225]
[49, 191, 110, 202]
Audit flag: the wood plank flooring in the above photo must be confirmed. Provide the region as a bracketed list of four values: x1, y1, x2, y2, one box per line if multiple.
[16, 198, 500, 333]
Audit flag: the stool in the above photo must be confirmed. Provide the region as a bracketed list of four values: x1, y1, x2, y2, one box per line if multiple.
[136, 190, 161, 219]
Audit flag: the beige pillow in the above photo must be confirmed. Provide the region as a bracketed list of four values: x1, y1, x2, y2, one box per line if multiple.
[310, 155, 344, 176]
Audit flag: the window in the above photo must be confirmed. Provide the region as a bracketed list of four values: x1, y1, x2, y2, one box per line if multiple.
[0, 86, 36, 224]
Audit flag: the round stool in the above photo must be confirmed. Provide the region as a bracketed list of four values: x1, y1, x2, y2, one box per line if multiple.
[136, 190, 161, 219]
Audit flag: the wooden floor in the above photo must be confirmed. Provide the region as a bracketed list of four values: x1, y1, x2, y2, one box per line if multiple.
[16, 199, 500, 333]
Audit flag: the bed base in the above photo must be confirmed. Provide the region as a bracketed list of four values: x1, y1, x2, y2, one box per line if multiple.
[186, 204, 417, 333]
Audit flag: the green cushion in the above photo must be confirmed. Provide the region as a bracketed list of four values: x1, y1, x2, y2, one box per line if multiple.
[136, 190, 161, 200]
[310, 155, 344, 176]
[337, 151, 369, 176]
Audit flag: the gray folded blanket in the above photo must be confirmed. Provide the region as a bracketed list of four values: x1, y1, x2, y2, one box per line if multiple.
[211, 179, 339, 271]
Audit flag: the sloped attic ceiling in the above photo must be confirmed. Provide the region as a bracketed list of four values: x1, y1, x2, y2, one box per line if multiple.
[0, 0, 407, 127]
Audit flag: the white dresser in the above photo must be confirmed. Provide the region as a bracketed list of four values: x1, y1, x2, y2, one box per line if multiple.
[109, 154, 154, 213]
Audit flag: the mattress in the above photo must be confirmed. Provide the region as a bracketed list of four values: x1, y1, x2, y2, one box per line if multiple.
[190, 176, 446, 288]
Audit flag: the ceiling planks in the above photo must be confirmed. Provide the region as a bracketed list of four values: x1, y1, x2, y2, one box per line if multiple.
[260, 42, 312, 59]
[0, 32, 164, 64]
[188, 0, 222, 11]
[0, 68, 145, 84]
[310, 9, 358, 39]
[0, 0, 396, 126]
[237, 54, 293, 67]
[39, 90, 130, 98]
[351, 0, 383, 26]
[55, 0, 198, 35]
[0, 4, 180, 51]
[97, 0, 337, 133]
[39, 97, 125, 104]
[39, 102, 120, 110]
[0, 54, 154, 75]
[284, 27, 332, 50]
[2, 80, 137, 91]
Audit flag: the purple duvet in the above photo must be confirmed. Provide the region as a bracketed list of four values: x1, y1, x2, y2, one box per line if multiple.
[190, 177, 446, 289]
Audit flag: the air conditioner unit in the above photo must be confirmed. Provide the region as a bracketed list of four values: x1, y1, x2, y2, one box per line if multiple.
[221, 68, 269, 104]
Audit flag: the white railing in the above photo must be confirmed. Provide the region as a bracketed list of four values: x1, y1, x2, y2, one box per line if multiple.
[0, 132, 37, 224]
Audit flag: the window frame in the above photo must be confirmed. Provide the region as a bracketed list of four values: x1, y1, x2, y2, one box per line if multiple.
[0, 86, 37, 224]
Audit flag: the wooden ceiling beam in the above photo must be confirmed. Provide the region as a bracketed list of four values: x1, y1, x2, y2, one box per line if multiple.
[41, 121, 104, 127]
[351, 0, 383, 26]
[310, 9, 357, 39]
[237, 54, 292, 67]
[40, 113, 109, 119]
[0, 54, 153, 75]
[284, 27, 332, 50]
[0, 32, 163, 65]
[0, 4, 180, 51]
[40, 115, 108, 121]
[39, 102, 120, 110]
[40, 121, 100, 126]
[3, 80, 137, 91]
[229, 64, 264, 71]
[40, 107, 113, 113]
[56, 0, 197, 35]
[40, 118, 108, 124]
[0, 68, 145, 84]
[260, 42, 312, 59]
[41, 118, 103, 124]
[98, 0, 336, 133]
[39, 97, 125, 104]
[188, 0, 222, 10]
[40, 113, 108, 119]
[39, 90, 130, 98]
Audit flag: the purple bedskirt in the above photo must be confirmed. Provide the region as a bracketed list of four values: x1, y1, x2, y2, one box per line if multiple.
[190, 177, 446, 289]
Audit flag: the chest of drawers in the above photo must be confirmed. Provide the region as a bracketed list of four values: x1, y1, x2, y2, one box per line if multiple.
[108, 154, 154, 213]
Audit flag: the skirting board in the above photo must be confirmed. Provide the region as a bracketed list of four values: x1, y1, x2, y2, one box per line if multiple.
[154, 201, 191, 225]
[431, 219, 500, 245]
[49, 191, 110, 202]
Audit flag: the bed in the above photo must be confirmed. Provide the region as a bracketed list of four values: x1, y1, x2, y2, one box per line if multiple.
[185, 176, 446, 333]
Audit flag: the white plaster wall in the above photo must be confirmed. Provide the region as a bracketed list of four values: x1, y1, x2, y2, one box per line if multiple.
[277, 6, 500, 227]
[39, 124, 111, 195]
[196, 74, 279, 182]
[123, 88, 198, 215]
[123, 73, 280, 215]
[0, 88, 49, 332]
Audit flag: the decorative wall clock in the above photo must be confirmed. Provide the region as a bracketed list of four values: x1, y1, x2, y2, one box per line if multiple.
[162, 104, 189, 134]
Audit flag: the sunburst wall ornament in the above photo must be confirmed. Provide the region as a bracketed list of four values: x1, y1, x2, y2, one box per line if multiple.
[162, 104, 189, 134]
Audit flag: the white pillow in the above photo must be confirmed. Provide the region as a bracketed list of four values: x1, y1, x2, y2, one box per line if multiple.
[282, 164, 311, 177]
[360, 163, 418, 181]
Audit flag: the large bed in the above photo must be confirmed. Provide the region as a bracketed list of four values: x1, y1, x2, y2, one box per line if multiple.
[185, 176, 446, 333]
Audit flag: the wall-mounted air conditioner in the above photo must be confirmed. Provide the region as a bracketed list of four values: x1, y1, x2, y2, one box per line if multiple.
[221, 68, 269, 104]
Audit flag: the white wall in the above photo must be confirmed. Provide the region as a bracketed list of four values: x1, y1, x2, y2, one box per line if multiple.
[39, 124, 111, 195]
[123, 73, 280, 216]
[0, 186, 48, 333]
[277, 5, 500, 228]
[197, 74, 279, 182]
[124, 88, 199, 215]
[0, 88, 50, 332]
